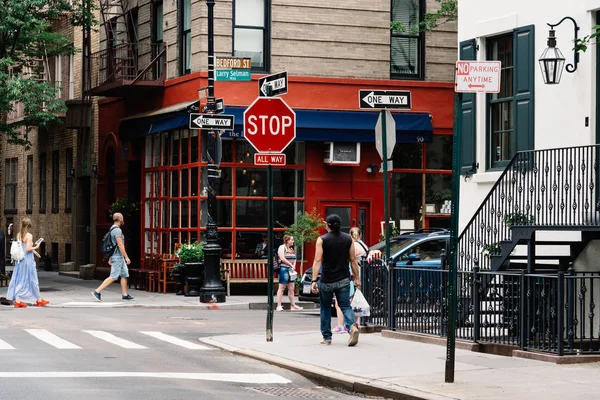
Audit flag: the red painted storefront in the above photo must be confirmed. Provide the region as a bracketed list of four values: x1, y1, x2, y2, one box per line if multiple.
[97, 72, 454, 273]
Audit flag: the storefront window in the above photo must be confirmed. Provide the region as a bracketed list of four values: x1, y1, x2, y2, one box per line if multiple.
[143, 131, 305, 259]
[393, 142, 422, 169]
[426, 134, 452, 170]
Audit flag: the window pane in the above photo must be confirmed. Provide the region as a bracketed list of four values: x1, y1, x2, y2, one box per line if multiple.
[171, 170, 179, 197]
[201, 136, 233, 162]
[235, 140, 256, 162]
[390, 172, 422, 228]
[200, 199, 232, 227]
[393, 143, 422, 169]
[283, 142, 305, 165]
[191, 166, 198, 196]
[181, 200, 189, 228]
[190, 199, 198, 228]
[235, 231, 277, 258]
[426, 135, 453, 170]
[145, 136, 152, 167]
[391, 36, 419, 76]
[216, 231, 233, 258]
[235, 200, 266, 228]
[235, 0, 265, 27]
[202, 167, 232, 196]
[171, 131, 180, 165]
[162, 132, 169, 165]
[190, 132, 198, 162]
[155, 3, 163, 41]
[170, 200, 179, 228]
[235, 168, 304, 197]
[275, 201, 304, 228]
[183, 0, 191, 30]
[425, 174, 452, 212]
[181, 168, 189, 197]
[391, 0, 420, 30]
[234, 28, 264, 69]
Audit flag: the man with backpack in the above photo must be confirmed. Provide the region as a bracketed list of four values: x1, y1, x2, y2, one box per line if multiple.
[91, 212, 134, 301]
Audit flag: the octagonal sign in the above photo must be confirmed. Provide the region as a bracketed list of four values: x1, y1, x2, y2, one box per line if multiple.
[243, 97, 296, 153]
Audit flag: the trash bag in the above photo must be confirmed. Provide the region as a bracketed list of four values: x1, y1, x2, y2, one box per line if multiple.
[351, 289, 370, 317]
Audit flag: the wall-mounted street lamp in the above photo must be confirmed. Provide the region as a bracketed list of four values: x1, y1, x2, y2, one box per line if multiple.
[539, 16, 580, 84]
[366, 163, 379, 175]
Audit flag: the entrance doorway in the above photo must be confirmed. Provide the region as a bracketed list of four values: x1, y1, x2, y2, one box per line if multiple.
[320, 202, 370, 244]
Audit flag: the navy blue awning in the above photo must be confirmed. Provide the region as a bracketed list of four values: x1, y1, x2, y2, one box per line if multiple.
[120, 104, 433, 143]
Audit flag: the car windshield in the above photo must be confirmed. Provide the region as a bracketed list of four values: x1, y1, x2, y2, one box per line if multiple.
[370, 238, 419, 256]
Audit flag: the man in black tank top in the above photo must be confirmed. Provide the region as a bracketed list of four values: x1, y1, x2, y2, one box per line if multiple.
[310, 214, 361, 346]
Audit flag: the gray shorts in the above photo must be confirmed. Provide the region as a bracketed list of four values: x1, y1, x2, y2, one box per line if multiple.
[109, 255, 129, 280]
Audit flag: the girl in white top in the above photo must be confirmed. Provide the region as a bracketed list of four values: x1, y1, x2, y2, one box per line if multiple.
[275, 235, 303, 311]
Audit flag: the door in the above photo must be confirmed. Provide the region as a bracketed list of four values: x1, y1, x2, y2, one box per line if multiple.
[321, 202, 370, 243]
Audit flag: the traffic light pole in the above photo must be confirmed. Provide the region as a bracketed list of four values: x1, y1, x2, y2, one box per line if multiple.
[199, 0, 226, 303]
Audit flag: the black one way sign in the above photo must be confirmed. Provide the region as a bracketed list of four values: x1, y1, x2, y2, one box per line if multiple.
[359, 90, 412, 110]
[259, 71, 288, 97]
[189, 113, 235, 130]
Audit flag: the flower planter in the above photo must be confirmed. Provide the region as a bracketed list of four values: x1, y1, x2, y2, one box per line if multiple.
[184, 261, 204, 297]
[171, 268, 186, 296]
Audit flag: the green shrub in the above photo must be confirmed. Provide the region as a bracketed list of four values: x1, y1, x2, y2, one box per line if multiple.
[177, 242, 205, 263]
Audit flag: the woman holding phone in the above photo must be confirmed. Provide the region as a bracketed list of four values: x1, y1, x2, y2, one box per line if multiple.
[6, 218, 49, 308]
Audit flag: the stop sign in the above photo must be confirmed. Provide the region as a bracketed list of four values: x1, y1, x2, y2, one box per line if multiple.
[243, 97, 296, 153]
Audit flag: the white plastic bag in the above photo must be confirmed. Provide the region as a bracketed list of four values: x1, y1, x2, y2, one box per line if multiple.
[351, 289, 370, 317]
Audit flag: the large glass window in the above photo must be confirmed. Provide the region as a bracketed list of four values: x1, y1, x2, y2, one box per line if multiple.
[26, 156, 33, 212]
[51, 150, 59, 212]
[391, 0, 424, 79]
[142, 131, 306, 258]
[39, 153, 47, 213]
[233, 0, 268, 71]
[179, 0, 191, 75]
[4, 158, 18, 212]
[488, 35, 514, 168]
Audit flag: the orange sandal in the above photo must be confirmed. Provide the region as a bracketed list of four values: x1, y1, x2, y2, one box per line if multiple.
[14, 301, 27, 308]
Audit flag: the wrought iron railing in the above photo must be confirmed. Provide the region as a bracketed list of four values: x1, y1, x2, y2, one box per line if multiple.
[360, 260, 600, 356]
[90, 42, 167, 90]
[458, 145, 600, 271]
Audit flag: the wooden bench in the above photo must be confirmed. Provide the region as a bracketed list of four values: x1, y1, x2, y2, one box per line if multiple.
[221, 259, 269, 296]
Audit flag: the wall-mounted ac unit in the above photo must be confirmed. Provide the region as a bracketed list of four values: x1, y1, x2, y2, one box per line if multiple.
[324, 142, 361, 165]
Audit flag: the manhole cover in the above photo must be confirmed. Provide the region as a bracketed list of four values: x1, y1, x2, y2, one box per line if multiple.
[40, 287, 62, 292]
[246, 387, 336, 398]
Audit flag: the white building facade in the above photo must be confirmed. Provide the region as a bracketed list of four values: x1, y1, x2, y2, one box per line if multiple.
[458, 1, 600, 231]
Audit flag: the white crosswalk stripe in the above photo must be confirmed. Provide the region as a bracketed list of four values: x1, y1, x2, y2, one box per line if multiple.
[0, 338, 15, 350]
[24, 329, 81, 349]
[83, 330, 147, 349]
[140, 331, 212, 350]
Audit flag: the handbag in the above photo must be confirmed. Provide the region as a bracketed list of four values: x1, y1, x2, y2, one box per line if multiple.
[289, 270, 298, 281]
[272, 253, 280, 273]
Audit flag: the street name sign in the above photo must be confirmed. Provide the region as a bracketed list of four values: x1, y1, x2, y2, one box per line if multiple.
[189, 113, 234, 130]
[244, 97, 296, 154]
[202, 98, 224, 113]
[215, 57, 251, 81]
[375, 110, 396, 161]
[455, 61, 501, 93]
[254, 153, 286, 166]
[259, 71, 288, 97]
[359, 90, 412, 110]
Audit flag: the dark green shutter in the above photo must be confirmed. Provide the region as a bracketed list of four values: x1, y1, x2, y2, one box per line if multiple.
[459, 39, 478, 175]
[514, 25, 535, 152]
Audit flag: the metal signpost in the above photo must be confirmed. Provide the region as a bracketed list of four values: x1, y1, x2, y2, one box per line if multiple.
[244, 89, 296, 342]
[444, 61, 501, 383]
[360, 90, 410, 330]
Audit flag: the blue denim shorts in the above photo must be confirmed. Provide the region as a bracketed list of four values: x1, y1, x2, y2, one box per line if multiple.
[109, 255, 129, 280]
[278, 266, 290, 284]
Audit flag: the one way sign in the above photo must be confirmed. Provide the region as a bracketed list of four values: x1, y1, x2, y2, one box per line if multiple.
[359, 90, 412, 110]
[189, 113, 235, 130]
[259, 71, 288, 97]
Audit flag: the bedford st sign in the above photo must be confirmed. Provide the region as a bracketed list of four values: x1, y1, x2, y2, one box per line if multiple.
[455, 61, 501, 93]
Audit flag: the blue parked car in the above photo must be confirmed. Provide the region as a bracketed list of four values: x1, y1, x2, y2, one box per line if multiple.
[299, 229, 449, 302]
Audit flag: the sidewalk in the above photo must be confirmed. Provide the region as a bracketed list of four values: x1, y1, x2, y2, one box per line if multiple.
[1, 271, 317, 310]
[200, 330, 600, 400]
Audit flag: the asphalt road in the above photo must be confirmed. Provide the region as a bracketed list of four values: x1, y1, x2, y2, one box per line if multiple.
[0, 307, 374, 400]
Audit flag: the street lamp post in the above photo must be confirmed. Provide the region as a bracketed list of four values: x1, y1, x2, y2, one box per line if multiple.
[199, 0, 226, 303]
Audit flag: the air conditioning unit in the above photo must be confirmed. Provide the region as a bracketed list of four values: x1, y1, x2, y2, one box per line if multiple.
[324, 142, 361, 165]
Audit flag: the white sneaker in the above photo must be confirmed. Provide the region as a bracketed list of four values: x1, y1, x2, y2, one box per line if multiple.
[348, 324, 359, 347]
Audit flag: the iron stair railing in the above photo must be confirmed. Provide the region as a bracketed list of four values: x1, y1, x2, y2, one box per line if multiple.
[458, 145, 600, 272]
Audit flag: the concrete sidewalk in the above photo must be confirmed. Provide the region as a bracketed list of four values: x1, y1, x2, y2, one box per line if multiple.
[1, 271, 317, 310]
[200, 330, 600, 400]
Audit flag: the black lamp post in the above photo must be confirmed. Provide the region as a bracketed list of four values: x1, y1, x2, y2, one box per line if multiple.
[199, 0, 226, 303]
[539, 16, 580, 84]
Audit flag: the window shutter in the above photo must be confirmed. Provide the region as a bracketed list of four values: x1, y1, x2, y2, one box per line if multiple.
[514, 26, 535, 152]
[459, 39, 478, 175]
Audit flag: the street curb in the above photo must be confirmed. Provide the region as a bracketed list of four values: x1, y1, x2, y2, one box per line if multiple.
[199, 337, 451, 400]
[43, 302, 252, 310]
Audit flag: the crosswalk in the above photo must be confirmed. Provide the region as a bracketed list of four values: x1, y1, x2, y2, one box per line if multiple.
[0, 329, 213, 351]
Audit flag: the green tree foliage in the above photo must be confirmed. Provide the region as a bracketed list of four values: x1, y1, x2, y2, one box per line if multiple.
[0, 0, 96, 148]
[574, 25, 600, 53]
[390, 0, 457, 34]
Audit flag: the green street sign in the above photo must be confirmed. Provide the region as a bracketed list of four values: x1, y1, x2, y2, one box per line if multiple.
[215, 69, 251, 81]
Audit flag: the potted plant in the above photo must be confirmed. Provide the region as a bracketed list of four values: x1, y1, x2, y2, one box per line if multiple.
[170, 263, 186, 295]
[177, 242, 205, 297]
[433, 189, 452, 213]
[282, 208, 324, 264]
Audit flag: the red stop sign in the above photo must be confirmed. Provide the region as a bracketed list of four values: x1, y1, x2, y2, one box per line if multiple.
[243, 97, 296, 153]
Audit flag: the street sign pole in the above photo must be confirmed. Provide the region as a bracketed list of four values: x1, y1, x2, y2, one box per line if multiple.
[199, 0, 226, 304]
[265, 85, 275, 342]
[445, 90, 462, 383]
[381, 109, 393, 330]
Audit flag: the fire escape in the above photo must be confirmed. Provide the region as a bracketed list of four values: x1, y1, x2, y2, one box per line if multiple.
[90, 0, 166, 97]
